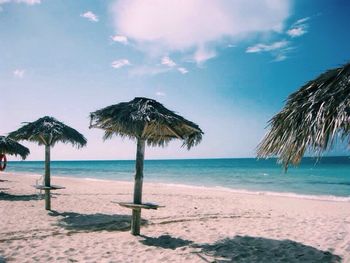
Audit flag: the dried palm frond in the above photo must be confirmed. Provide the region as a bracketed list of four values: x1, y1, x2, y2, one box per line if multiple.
[257, 62, 350, 169]
[90, 97, 203, 149]
[0, 136, 30, 159]
[9, 116, 87, 148]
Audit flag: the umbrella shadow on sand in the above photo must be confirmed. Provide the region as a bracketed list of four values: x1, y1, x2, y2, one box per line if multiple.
[49, 211, 148, 232]
[140, 235, 193, 250]
[192, 235, 341, 263]
[0, 192, 43, 201]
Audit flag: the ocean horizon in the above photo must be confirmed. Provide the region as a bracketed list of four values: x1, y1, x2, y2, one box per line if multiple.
[4, 156, 350, 200]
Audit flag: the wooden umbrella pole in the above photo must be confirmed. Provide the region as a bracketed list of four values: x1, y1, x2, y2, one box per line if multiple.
[131, 138, 145, 235]
[44, 144, 51, 210]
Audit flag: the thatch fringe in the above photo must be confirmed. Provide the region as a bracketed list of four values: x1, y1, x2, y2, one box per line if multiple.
[8, 116, 87, 148]
[257, 62, 350, 168]
[90, 97, 203, 149]
[0, 136, 30, 159]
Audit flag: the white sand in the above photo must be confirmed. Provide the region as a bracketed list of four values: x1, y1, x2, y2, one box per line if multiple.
[1, 172, 349, 262]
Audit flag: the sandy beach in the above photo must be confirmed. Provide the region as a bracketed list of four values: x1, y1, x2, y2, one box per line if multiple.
[1, 172, 349, 262]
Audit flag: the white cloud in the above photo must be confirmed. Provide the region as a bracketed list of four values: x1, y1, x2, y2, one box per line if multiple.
[193, 47, 216, 64]
[155, 91, 166, 97]
[13, 69, 25, 78]
[287, 17, 309, 38]
[161, 56, 176, 67]
[273, 54, 287, 62]
[161, 57, 189, 74]
[246, 40, 290, 62]
[246, 40, 288, 53]
[287, 27, 306, 37]
[80, 11, 98, 22]
[111, 59, 130, 69]
[177, 67, 188, 74]
[111, 0, 291, 64]
[0, 0, 40, 4]
[111, 35, 128, 44]
[294, 17, 310, 25]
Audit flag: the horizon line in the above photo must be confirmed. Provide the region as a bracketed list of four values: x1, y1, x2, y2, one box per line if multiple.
[7, 155, 350, 162]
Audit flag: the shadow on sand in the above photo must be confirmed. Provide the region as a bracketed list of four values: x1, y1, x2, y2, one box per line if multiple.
[140, 235, 193, 250]
[49, 211, 148, 232]
[0, 192, 43, 201]
[193, 235, 341, 263]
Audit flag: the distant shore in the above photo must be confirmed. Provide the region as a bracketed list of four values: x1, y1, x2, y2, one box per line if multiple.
[1, 172, 349, 262]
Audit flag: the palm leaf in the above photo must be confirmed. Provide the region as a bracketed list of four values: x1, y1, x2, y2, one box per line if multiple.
[257, 62, 350, 168]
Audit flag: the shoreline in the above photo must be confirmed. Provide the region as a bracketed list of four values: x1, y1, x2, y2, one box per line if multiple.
[2, 171, 350, 203]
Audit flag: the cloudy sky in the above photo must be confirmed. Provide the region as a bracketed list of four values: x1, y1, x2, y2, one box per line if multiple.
[1, 0, 349, 160]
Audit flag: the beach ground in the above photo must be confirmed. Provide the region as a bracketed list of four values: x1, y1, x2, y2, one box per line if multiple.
[1, 173, 349, 262]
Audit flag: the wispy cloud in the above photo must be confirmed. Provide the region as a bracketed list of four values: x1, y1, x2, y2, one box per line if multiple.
[13, 69, 25, 78]
[273, 54, 287, 62]
[111, 35, 128, 44]
[193, 47, 216, 65]
[287, 27, 306, 37]
[287, 17, 309, 38]
[246, 40, 291, 62]
[177, 67, 188, 74]
[160, 57, 189, 74]
[246, 16, 310, 62]
[0, 0, 41, 5]
[161, 56, 176, 67]
[111, 0, 291, 65]
[155, 91, 166, 97]
[227, 44, 236, 48]
[246, 40, 288, 53]
[80, 11, 99, 22]
[294, 17, 310, 25]
[111, 59, 130, 69]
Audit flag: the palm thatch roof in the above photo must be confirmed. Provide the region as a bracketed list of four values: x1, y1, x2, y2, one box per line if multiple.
[8, 116, 87, 147]
[90, 97, 203, 149]
[0, 136, 30, 159]
[257, 62, 350, 168]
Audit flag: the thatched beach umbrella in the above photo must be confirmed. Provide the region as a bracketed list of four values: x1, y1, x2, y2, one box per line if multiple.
[257, 62, 350, 170]
[90, 97, 203, 235]
[9, 116, 87, 210]
[0, 136, 30, 171]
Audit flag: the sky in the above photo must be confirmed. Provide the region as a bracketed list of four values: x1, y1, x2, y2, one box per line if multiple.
[1, 0, 350, 161]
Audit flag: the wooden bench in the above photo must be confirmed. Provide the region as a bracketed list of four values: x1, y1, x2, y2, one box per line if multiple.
[113, 201, 165, 210]
[33, 185, 65, 190]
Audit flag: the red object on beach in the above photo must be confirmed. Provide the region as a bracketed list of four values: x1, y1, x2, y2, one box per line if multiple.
[0, 154, 7, 171]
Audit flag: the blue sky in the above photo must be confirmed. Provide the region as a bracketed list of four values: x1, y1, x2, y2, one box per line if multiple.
[1, 0, 350, 161]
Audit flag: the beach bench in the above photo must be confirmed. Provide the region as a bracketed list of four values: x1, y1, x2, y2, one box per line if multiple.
[33, 185, 65, 190]
[112, 201, 165, 210]
[32, 184, 65, 202]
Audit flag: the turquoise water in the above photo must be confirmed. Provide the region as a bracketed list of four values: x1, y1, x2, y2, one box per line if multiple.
[4, 157, 350, 198]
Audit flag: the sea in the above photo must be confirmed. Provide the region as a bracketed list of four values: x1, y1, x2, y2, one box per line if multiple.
[4, 157, 350, 201]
